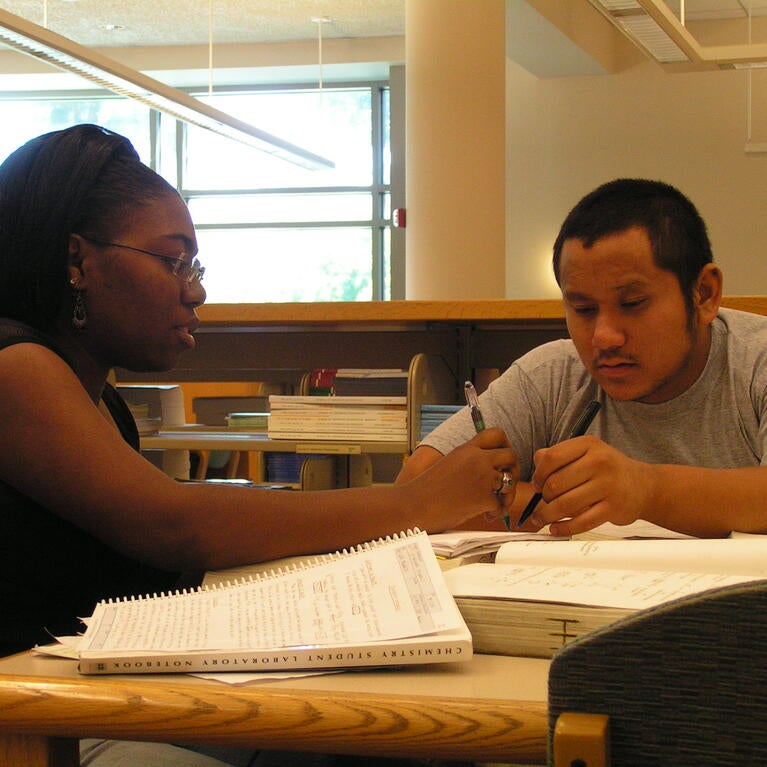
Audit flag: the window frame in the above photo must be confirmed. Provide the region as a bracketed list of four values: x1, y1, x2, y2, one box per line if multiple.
[173, 80, 392, 301]
[0, 79, 395, 302]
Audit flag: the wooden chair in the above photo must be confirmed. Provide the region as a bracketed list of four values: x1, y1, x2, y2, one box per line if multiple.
[548, 578, 767, 766]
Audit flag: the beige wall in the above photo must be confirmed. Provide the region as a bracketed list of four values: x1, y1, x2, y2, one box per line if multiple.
[506, 56, 767, 299]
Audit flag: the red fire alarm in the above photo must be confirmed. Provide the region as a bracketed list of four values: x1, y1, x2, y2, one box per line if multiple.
[392, 208, 406, 228]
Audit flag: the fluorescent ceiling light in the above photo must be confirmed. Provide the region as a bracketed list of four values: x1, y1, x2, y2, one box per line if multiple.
[0, 8, 334, 170]
[589, 0, 767, 70]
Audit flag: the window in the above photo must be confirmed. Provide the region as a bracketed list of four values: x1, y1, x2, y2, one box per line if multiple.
[0, 95, 151, 165]
[173, 84, 391, 302]
[0, 82, 392, 302]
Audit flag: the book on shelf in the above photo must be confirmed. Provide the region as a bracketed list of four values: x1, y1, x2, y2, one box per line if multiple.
[265, 452, 326, 484]
[73, 529, 472, 675]
[443, 537, 767, 660]
[307, 368, 338, 396]
[270, 395, 407, 408]
[333, 368, 408, 397]
[225, 412, 269, 430]
[193, 395, 272, 426]
[419, 404, 463, 441]
[304, 369, 408, 397]
[267, 395, 408, 442]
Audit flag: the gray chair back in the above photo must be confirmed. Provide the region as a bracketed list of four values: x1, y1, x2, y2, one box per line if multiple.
[548, 578, 767, 766]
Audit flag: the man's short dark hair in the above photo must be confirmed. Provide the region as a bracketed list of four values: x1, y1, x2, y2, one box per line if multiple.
[552, 179, 713, 304]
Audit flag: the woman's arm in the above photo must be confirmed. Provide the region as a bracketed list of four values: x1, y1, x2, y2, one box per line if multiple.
[0, 344, 518, 570]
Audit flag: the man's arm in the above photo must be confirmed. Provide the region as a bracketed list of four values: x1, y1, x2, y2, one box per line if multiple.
[396, 445, 444, 483]
[646, 464, 767, 537]
[528, 436, 767, 538]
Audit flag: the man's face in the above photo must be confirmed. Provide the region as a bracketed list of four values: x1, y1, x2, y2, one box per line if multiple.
[559, 226, 710, 404]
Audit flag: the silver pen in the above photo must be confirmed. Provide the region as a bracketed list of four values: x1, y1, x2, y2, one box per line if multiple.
[465, 381, 511, 530]
[464, 381, 486, 432]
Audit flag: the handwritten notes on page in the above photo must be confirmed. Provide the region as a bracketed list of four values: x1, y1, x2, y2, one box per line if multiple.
[79, 531, 461, 654]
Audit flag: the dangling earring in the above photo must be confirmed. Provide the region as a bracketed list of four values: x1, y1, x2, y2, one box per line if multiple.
[70, 279, 87, 330]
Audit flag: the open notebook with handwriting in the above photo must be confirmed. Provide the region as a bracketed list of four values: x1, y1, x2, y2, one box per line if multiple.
[74, 529, 472, 675]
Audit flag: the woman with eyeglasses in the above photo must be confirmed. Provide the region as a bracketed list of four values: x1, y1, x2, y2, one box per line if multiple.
[0, 124, 515, 766]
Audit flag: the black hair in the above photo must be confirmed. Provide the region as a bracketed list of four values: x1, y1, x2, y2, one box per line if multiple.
[552, 179, 713, 308]
[0, 123, 178, 330]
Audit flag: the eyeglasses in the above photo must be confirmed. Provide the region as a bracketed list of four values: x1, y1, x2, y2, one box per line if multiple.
[80, 235, 205, 283]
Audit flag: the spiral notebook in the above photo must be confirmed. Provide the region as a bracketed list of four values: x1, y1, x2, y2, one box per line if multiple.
[75, 529, 472, 675]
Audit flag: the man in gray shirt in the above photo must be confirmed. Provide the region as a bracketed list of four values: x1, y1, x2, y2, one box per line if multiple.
[397, 179, 767, 538]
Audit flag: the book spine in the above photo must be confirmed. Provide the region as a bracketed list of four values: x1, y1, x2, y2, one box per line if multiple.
[78, 638, 472, 675]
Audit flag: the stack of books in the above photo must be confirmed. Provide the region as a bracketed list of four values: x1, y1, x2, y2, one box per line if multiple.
[117, 384, 186, 428]
[193, 396, 271, 426]
[267, 395, 408, 442]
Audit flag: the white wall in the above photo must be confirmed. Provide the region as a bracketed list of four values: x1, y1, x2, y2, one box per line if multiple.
[506, 57, 767, 299]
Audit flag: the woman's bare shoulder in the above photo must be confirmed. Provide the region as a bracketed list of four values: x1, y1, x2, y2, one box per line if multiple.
[0, 341, 86, 405]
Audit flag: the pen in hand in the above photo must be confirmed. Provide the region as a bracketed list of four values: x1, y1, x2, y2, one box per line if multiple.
[464, 381, 511, 531]
[516, 400, 602, 528]
[464, 380, 486, 431]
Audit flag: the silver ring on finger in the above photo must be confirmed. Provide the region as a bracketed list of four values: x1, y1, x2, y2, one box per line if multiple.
[496, 471, 513, 494]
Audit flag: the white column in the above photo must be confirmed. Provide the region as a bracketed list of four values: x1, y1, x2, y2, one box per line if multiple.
[405, 0, 506, 299]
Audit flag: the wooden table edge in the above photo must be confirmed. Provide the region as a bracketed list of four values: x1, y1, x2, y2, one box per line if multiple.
[0, 670, 548, 763]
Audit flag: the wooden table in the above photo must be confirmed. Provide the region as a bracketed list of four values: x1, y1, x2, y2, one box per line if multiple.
[0, 651, 550, 766]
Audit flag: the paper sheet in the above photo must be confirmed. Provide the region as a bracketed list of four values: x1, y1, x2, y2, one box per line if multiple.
[495, 536, 767, 576]
[445, 562, 761, 610]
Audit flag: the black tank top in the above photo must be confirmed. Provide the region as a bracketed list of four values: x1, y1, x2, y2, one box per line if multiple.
[0, 319, 179, 654]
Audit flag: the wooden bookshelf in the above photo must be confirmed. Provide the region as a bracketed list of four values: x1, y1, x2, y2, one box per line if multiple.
[120, 296, 766, 391]
[120, 297, 767, 487]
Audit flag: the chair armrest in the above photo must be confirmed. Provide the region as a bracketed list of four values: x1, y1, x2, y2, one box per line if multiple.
[553, 712, 610, 767]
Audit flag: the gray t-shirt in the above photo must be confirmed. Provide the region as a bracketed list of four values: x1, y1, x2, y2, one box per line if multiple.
[421, 308, 767, 480]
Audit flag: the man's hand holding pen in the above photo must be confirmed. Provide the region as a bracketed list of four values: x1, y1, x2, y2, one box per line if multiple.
[524, 435, 654, 537]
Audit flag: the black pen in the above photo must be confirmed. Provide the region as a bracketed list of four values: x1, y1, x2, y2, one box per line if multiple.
[516, 400, 601, 528]
[464, 381, 511, 531]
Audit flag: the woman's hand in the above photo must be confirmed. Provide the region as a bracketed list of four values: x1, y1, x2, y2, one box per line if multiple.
[406, 427, 519, 531]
